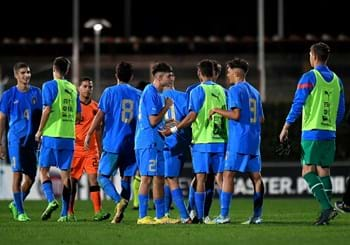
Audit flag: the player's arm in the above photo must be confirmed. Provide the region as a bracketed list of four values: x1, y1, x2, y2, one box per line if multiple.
[160, 88, 201, 136]
[149, 97, 173, 127]
[35, 105, 51, 142]
[0, 112, 7, 159]
[209, 108, 240, 120]
[177, 111, 197, 129]
[280, 73, 313, 143]
[84, 109, 104, 150]
[159, 111, 197, 136]
[95, 121, 102, 154]
[75, 92, 82, 123]
[336, 79, 345, 125]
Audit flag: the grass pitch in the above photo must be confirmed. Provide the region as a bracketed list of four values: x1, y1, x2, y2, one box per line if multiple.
[1, 198, 349, 245]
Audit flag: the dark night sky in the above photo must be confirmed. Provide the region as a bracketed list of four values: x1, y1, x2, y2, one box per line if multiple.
[0, 0, 348, 39]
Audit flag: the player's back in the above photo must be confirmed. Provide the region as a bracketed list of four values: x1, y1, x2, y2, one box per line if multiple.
[100, 83, 141, 153]
[228, 81, 263, 155]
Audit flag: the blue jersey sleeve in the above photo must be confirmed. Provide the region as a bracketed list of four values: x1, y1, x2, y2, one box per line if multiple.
[336, 79, 346, 125]
[228, 86, 242, 110]
[146, 88, 163, 116]
[286, 72, 315, 125]
[189, 86, 205, 113]
[76, 92, 81, 113]
[0, 90, 10, 115]
[42, 81, 58, 107]
[98, 88, 110, 113]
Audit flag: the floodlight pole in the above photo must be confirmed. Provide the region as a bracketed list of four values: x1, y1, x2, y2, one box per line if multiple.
[84, 19, 111, 97]
[93, 24, 102, 93]
[257, 0, 266, 102]
[72, 0, 80, 86]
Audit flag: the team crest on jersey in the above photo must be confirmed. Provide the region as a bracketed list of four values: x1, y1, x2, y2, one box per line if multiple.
[32, 96, 37, 105]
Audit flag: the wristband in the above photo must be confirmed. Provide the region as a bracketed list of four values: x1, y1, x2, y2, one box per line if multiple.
[170, 126, 178, 134]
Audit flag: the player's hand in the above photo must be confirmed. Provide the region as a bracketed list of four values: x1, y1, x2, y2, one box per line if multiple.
[165, 97, 173, 108]
[84, 135, 91, 151]
[159, 127, 172, 137]
[35, 130, 42, 143]
[165, 119, 177, 128]
[209, 108, 217, 120]
[279, 127, 288, 143]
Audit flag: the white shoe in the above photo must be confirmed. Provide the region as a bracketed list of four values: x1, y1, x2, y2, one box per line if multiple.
[241, 216, 262, 225]
[203, 216, 212, 224]
[209, 215, 230, 224]
[189, 210, 197, 220]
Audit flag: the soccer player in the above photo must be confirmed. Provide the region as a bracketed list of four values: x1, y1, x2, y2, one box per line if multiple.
[279, 42, 345, 225]
[335, 110, 350, 213]
[209, 58, 265, 224]
[0, 62, 42, 221]
[186, 61, 223, 222]
[162, 71, 191, 223]
[35, 57, 81, 222]
[135, 62, 179, 224]
[68, 77, 110, 221]
[161, 59, 227, 223]
[85, 62, 140, 224]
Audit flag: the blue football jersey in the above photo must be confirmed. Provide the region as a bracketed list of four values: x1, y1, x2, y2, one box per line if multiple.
[227, 81, 264, 155]
[135, 84, 165, 150]
[162, 89, 191, 151]
[0, 86, 42, 146]
[99, 83, 141, 153]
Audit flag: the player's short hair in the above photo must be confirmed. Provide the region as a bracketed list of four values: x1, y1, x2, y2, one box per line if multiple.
[151, 62, 173, 76]
[197, 59, 215, 77]
[116, 62, 133, 83]
[53, 57, 71, 76]
[79, 77, 92, 86]
[13, 62, 29, 76]
[226, 58, 249, 75]
[213, 60, 222, 77]
[310, 42, 330, 62]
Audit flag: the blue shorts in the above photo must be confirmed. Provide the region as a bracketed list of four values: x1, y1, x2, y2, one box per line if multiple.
[8, 143, 37, 179]
[164, 150, 184, 178]
[136, 148, 164, 177]
[98, 151, 138, 177]
[224, 151, 261, 173]
[39, 146, 73, 171]
[191, 151, 225, 174]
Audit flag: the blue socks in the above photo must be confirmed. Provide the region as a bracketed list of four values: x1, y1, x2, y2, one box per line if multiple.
[138, 194, 149, 218]
[172, 188, 189, 219]
[164, 185, 172, 214]
[61, 185, 71, 217]
[253, 192, 263, 217]
[220, 191, 232, 217]
[194, 192, 206, 220]
[98, 175, 121, 203]
[14, 192, 24, 214]
[154, 198, 165, 219]
[187, 185, 195, 212]
[42, 180, 55, 202]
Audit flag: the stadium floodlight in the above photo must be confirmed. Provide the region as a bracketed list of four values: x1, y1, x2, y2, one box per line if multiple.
[84, 19, 111, 96]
